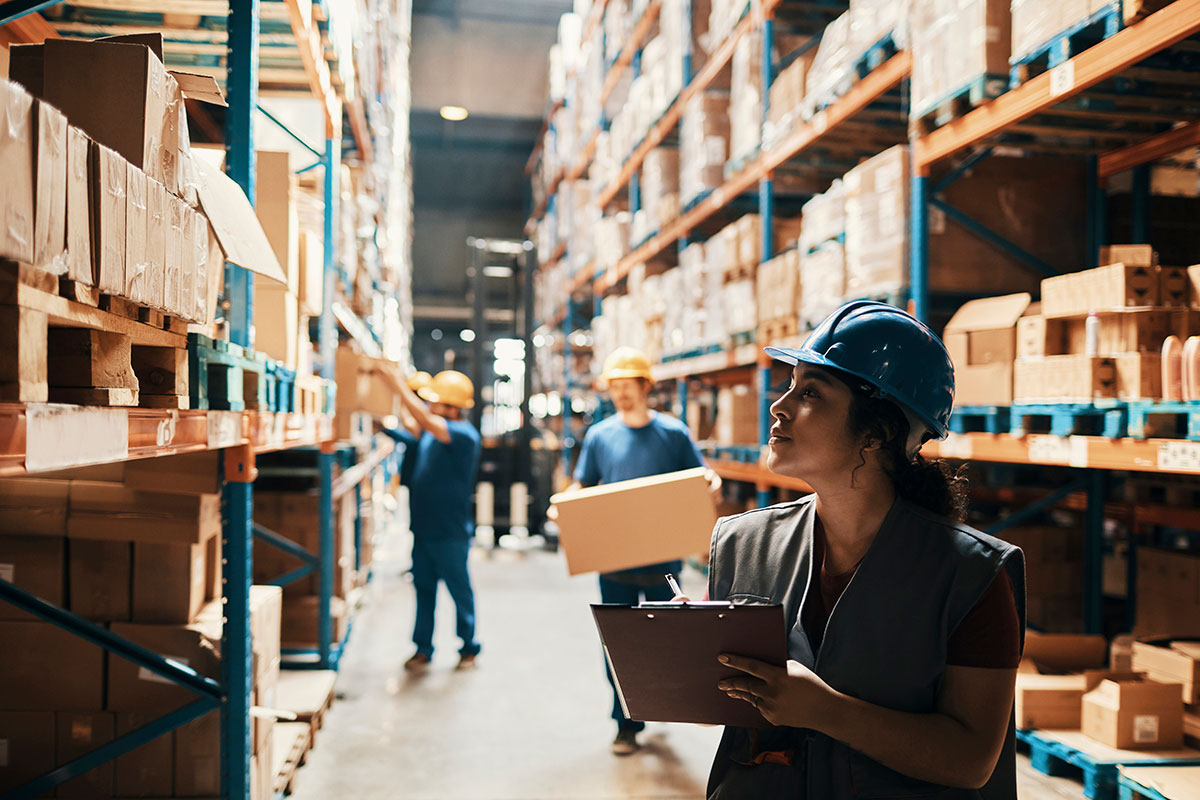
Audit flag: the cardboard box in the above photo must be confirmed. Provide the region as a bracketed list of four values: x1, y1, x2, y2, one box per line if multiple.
[1115, 353, 1161, 400]
[1042, 264, 1159, 317]
[131, 533, 215, 624]
[944, 293, 1032, 407]
[115, 713, 173, 797]
[32, 38, 167, 183]
[0, 79, 35, 263]
[32, 99, 68, 273]
[174, 710, 220, 796]
[1024, 631, 1108, 673]
[179, 205, 197, 321]
[1013, 355, 1117, 403]
[0, 534, 65, 621]
[56, 711, 115, 798]
[191, 210, 211, 324]
[253, 285, 300, 369]
[716, 385, 758, 446]
[0, 621, 104, 710]
[551, 468, 718, 576]
[144, 177, 166, 311]
[1132, 641, 1200, 705]
[1016, 672, 1089, 729]
[91, 143, 128, 294]
[0, 479, 69, 535]
[126, 165, 150, 303]
[1160, 266, 1189, 307]
[69, 538, 132, 622]
[254, 493, 354, 599]
[256, 150, 299, 293]
[125, 451, 221, 494]
[298, 230, 324, 316]
[281, 594, 348, 647]
[0, 711, 55, 795]
[1101, 244, 1157, 267]
[107, 618, 222, 712]
[68, 483, 220, 544]
[164, 194, 185, 316]
[1015, 313, 1070, 358]
[1136, 548, 1200, 638]
[1062, 308, 1194, 355]
[1083, 676, 1184, 750]
[1188, 264, 1200, 310]
[65, 125, 93, 285]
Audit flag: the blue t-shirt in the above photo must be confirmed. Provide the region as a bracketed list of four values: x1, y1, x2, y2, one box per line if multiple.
[386, 420, 482, 539]
[573, 413, 705, 579]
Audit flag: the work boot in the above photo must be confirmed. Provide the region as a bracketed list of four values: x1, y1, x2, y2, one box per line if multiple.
[455, 653, 478, 670]
[404, 652, 431, 672]
[611, 729, 640, 756]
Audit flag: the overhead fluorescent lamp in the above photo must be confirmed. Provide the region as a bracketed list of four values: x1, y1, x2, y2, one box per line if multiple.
[483, 265, 514, 278]
[440, 105, 469, 121]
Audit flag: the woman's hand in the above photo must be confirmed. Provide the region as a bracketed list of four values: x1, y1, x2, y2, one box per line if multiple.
[717, 654, 839, 729]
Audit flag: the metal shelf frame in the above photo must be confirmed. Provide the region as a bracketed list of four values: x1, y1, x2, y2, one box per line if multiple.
[0, 0, 397, 792]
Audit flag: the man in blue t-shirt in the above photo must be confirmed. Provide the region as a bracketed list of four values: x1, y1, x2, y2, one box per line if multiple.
[376, 368, 483, 672]
[563, 346, 720, 755]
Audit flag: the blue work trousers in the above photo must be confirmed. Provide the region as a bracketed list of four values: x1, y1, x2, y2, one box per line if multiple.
[598, 574, 676, 732]
[411, 536, 480, 658]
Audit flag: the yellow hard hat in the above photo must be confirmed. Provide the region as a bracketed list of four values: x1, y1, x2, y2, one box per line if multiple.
[407, 371, 433, 392]
[601, 346, 653, 382]
[418, 370, 476, 409]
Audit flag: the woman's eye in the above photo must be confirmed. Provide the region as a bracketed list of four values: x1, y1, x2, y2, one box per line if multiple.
[802, 387, 819, 399]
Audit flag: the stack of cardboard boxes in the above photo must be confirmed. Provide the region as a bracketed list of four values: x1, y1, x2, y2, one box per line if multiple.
[334, 345, 401, 442]
[3, 36, 227, 324]
[910, 0, 1011, 120]
[0, 458, 281, 799]
[679, 90, 731, 208]
[998, 524, 1085, 631]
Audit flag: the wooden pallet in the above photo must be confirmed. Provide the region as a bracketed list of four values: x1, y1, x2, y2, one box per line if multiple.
[910, 73, 1010, 136]
[1018, 730, 1200, 800]
[1, 262, 188, 408]
[1010, 3, 1123, 88]
[276, 669, 337, 748]
[188, 333, 269, 412]
[1010, 403, 1128, 438]
[1118, 765, 1200, 800]
[294, 374, 326, 416]
[949, 405, 1011, 435]
[272, 720, 313, 797]
[1125, 401, 1200, 441]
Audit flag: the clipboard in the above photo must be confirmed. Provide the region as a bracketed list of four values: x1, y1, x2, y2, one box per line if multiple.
[591, 602, 787, 728]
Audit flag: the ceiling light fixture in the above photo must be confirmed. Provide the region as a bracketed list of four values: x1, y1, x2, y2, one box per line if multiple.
[482, 265, 514, 278]
[440, 105, 469, 121]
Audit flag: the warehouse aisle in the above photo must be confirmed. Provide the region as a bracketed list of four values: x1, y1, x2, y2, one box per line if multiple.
[289, 527, 721, 800]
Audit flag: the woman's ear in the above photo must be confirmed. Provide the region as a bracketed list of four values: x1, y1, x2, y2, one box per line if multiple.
[861, 436, 883, 453]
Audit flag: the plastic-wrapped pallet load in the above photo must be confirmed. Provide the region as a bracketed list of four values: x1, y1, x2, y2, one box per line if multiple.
[799, 239, 846, 327]
[798, 180, 845, 254]
[637, 147, 680, 241]
[910, 0, 1011, 122]
[765, 49, 814, 149]
[680, 90, 731, 207]
[1012, 0, 1112, 66]
[757, 249, 801, 332]
[844, 144, 909, 299]
[707, 0, 749, 51]
[729, 30, 763, 166]
[803, 12, 854, 118]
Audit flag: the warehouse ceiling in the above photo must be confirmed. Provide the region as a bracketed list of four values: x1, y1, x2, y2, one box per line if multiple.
[410, 1, 568, 315]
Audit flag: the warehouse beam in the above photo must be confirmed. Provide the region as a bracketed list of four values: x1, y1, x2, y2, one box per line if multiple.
[1098, 119, 1200, 177]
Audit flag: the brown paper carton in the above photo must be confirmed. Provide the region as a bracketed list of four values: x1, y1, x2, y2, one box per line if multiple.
[943, 293, 1032, 406]
[298, 229, 324, 316]
[552, 468, 718, 576]
[115, 713, 173, 796]
[1013, 355, 1117, 403]
[131, 531, 216, 624]
[65, 125, 92, 285]
[717, 385, 758, 445]
[254, 285, 300, 369]
[0, 79, 35, 263]
[32, 99, 68, 273]
[1136, 548, 1200, 638]
[180, 204, 197, 321]
[125, 163, 149, 304]
[164, 193, 185, 315]
[144, 176, 167, 310]
[0, 478, 68, 535]
[281, 594, 348, 648]
[107, 618, 222, 712]
[0, 621, 104, 710]
[1100, 244, 1157, 267]
[174, 710, 221, 796]
[1016, 673, 1089, 729]
[1082, 676, 1184, 750]
[67, 482, 220, 544]
[125, 451, 221, 495]
[256, 149, 300, 293]
[1114, 353, 1161, 400]
[1042, 264, 1159, 317]
[91, 143, 127, 294]
[1024, 631, 1108, 673]
[192, 210, 211, 324]
[0, 534, 65, 621]
[1132, 641, 1200, 705]
[0, 712, 55, 795]
[56, 711, 115, 798]
[69, 538, 132, 622]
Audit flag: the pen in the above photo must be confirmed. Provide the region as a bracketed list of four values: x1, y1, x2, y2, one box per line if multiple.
[665, 573, 683, 598]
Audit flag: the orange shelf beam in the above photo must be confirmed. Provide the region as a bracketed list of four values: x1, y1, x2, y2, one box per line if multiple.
[914, 0, 1200, 170]
[599, 0, 663, 107]
[1098, 119, 1200, 177]
[922, 432, 1200, 476]
[710, 458, 813, 493]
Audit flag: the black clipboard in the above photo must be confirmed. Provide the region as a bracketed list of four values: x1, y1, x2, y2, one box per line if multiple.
[591, 602, 787, 728]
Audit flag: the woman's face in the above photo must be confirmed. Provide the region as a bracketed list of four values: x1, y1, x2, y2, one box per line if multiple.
[766, 363, 864, 481]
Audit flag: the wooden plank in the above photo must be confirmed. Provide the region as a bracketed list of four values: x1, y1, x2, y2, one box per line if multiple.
[11, 282, 185, 349]
[1099, 119, 1200, 176]
[276, 669, 336, 721]
[914, 0, 1200, 169]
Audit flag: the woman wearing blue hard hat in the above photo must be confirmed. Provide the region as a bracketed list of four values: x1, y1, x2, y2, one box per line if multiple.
[700, 301, 1025, 800]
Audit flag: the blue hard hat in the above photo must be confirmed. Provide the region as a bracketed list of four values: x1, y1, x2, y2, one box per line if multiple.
[764, 301, 955, 441]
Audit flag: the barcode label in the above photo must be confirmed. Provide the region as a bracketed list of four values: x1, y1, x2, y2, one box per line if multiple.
[1050, 62, 1075, 97]
[1158, 441, 1200, 471]
[1133, 714, 1159, 743]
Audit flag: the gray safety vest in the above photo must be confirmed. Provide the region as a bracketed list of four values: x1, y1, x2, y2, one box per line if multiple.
[706, 495, 1026, 800]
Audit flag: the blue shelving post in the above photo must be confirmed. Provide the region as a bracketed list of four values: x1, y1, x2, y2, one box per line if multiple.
[909, 167, 929, 324]
[222, 0, 259, 793]
[754, 11, 774, 510]
[318, 131, 341, 669]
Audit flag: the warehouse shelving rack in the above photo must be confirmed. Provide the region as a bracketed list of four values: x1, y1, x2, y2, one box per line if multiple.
[529, 0, 1200, 637]
[0, 0, 408, 795]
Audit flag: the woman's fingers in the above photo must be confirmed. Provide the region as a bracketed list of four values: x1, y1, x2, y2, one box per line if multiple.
[719, 654, 777, 680]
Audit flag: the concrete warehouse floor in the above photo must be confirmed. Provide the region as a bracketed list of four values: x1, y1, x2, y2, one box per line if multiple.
[291, 524, 1086, 800]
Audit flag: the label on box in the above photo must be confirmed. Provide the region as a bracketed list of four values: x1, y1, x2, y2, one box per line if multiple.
[139, 656, 191, 685]
[26, 404, 128, 472]
[1158, 441, 1200, 472]
[207, 411, 242, 449]
[71, 718, 93, 742]
[1133, 714, 1160, 743]
[1050, 62, 1075, 98]
[0, 564, 12, 583]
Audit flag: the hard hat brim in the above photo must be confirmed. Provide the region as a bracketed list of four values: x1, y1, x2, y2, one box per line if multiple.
[764, 345, 948, 440]
[417, 387, 475, 409]
[601, 368, 653, 381]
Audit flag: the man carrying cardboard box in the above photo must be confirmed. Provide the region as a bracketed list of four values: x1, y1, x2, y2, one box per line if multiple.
[375, 368, 483, 672]
[556, 346, 720, 755]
